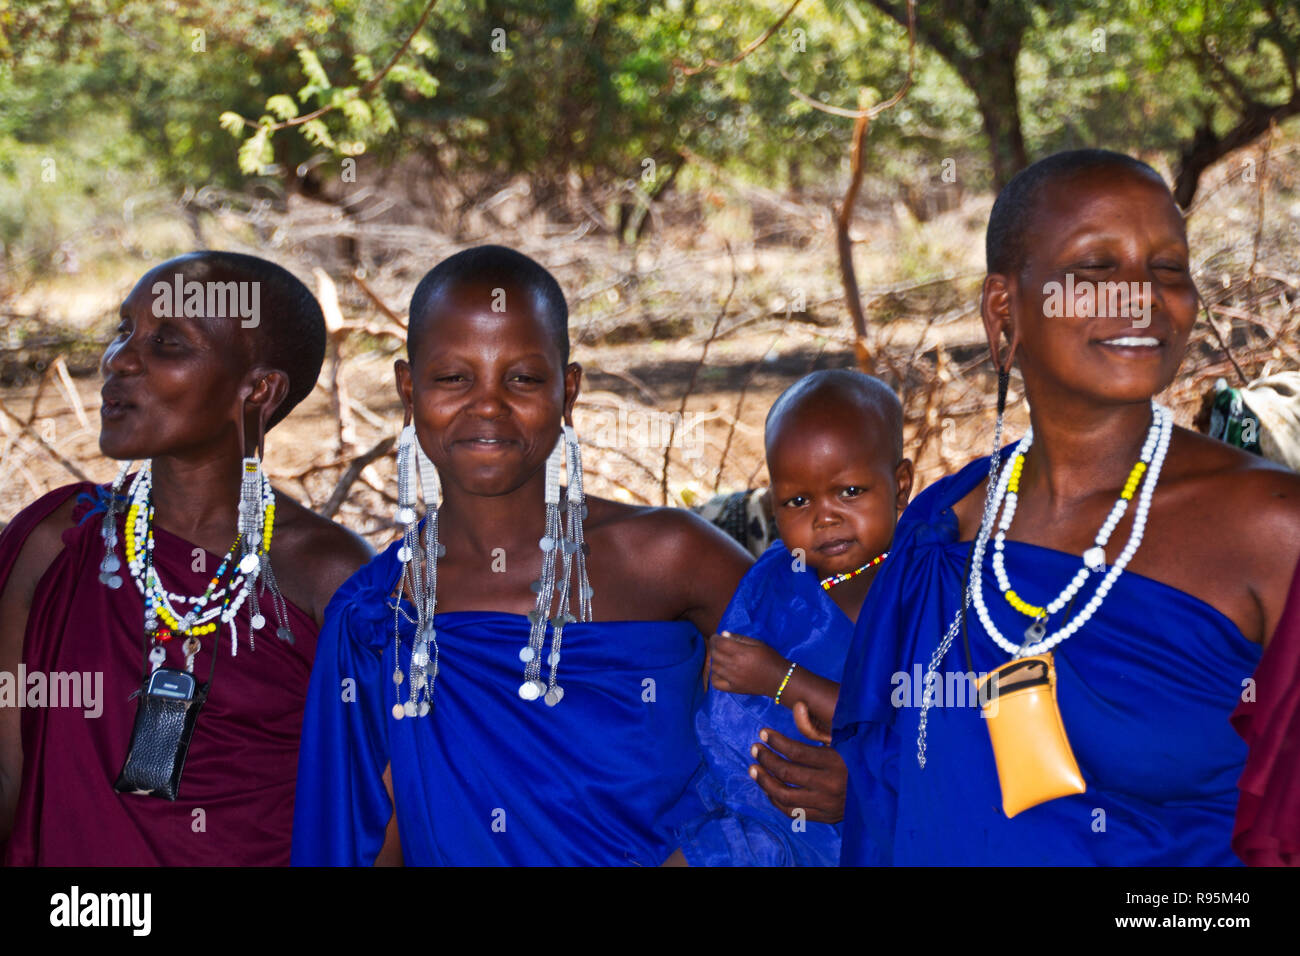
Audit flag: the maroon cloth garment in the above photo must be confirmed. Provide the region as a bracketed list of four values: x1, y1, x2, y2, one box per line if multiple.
[1, 482, 317, 866]
[1232, 554, 1300, 866]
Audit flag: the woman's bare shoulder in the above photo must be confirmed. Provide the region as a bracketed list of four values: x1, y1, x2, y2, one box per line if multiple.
[268, 490, 376, 624]
[0, 489, 84, 607]
[1166, 427, 1300, 552]
[584, 495, 754, 564]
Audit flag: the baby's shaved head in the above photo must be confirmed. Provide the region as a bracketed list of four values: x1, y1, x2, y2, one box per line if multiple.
[765, 369, 904, 464]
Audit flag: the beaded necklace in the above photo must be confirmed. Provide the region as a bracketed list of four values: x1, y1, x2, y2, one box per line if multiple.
[915, 401, 1173, 770]
[116, 460, 280, 673]
[989, 405, 1164, 644]
[973, 402, 1173, 658]
[820, 551, 888, 591]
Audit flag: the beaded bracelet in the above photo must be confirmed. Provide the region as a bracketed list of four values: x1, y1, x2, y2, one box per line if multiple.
[774, 662, 798, 705]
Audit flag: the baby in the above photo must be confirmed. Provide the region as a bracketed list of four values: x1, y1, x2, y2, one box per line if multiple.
[676, 368, 912, 865]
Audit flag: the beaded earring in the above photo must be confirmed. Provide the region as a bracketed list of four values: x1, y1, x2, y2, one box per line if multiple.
[525, 424, 594, 707]
[390, 423, 594, 719]
[98, 459, 134, 590]
[234, 450, 294, 652]
[519, 434, 566, 702]
[392, 424, 444, 719]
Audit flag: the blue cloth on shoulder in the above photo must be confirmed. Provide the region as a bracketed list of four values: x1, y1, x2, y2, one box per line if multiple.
[678, 540, 853, 866]
[832, 450, 1262, 865]
[292, 537, 706, 866]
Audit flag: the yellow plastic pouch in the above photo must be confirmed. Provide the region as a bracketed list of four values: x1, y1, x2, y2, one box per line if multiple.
[977, 652, 1086, 818]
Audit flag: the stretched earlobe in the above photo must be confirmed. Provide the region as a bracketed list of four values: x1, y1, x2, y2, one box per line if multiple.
[393, 358, 415, 426]
[235, 397, 249, 459]
[998, 327, 1020, 374]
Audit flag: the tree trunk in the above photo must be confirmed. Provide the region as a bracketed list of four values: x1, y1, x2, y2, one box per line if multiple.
[863, 1, 1031, 190]
[1172, 99, 1300, 209]
[966, 50, 1029, 190]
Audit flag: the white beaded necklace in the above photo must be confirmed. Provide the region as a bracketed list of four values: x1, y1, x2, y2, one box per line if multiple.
[989, 403, 1165, 644]
[973, 402, 1173, 658]
[916, 400, 1175, 769]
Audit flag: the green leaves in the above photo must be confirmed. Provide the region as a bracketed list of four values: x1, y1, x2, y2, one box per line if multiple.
[237, 123, 274, 174]
[352, 54, 376, 83]
[295, 43, 331, 99]
[264, 95, 298, 121]
[218, 111, 246, 136]
[387, 63, 438, 97]
[300, 118, 335, 150]
[215, 14, 443, 177]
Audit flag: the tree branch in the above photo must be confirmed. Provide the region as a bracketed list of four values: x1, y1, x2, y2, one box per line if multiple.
[782, 0, 917, 119]
[234, 0, 441, 133]
[676, 0, 806, 77]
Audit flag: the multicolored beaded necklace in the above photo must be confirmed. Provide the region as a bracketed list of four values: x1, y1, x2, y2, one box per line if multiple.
[820, 551, 888, 591]
[115, 460, 278, 673]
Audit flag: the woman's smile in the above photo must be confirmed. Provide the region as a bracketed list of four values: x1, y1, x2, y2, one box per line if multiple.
[1091, 333, 1166, 358]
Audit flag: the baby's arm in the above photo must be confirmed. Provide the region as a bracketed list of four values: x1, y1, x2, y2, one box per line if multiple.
[708, 631, 839, 732]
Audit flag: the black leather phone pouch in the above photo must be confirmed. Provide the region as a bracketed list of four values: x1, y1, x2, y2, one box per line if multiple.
[113, 675, 208, 801]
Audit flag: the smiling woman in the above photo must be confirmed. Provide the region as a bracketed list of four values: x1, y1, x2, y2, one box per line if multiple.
[832, 150, 1300, 866]
[0, 251, 373, 866]
[291, 245, 753, 866]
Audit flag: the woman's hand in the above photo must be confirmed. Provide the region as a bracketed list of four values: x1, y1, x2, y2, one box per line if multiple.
[748, 725, 847, 824]
[707, 631, 790, 698]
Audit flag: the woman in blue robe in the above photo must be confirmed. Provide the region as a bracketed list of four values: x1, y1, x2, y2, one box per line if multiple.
[292, 246, 751, 866]
[834, 150, 1300, 865]
[836, 452, 1263, 864]
[295, 540, 712, 865]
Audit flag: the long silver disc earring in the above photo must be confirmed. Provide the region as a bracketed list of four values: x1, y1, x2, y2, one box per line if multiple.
[99, 459, 133, 590]
[392, 423, 422, 718]
[917, 360, 1014, 768]
[520, 434, 565, 701]
[234, 456, 265, 655]
[409, 442, 442, 717]
[540, 425, 594, 707]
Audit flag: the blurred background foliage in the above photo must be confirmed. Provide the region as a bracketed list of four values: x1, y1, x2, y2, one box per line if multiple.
[1, 0, 1296, 281]
[1, 0, 1297, 523]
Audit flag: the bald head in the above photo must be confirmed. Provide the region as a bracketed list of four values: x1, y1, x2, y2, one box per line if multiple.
[138, 251, 325, 429]
[986, 149, 1171, 277]
[408, 245, 569, 366]
[765, 369, 904, 464]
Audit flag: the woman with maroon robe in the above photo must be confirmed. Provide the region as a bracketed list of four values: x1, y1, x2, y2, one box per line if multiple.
[0, 252, 371, 865]
[1233, 555, 1300, 866]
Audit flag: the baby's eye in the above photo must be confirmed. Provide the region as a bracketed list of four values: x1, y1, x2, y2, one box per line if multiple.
[782, 495, 809, 508]
[841, 486, 866, 498]
[435, 374, 467, 383]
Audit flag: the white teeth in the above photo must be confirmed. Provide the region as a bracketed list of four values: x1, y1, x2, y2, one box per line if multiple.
[1101, 337, 1159, 347]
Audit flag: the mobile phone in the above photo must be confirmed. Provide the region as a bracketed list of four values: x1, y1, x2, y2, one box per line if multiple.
[147, 668, 196, 701]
